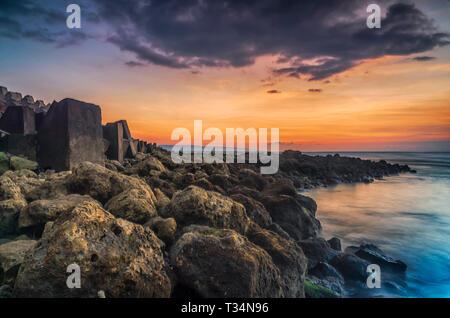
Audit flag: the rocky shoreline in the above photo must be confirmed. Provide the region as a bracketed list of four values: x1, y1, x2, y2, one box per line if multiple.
[0, 88, 413, 298]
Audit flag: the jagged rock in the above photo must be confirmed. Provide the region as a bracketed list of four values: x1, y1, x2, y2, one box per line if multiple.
[163, 186, 250, 234]
[298, 238, 338, 268]
[170, 225, 284, 297]
[0, 176, 26, 236]
[145, 176, 176, 199]
[144, 216, 177, 245]
[38, 98, 104, 171]
[192, 177, 215, 191]
[329, 253, 370, 282]
[103, 122, 124, 163]
[19, 194, 97, 237]
[238, 169, 267, 191]
[328, 237, 342, 251]
[0, 106, 36, 135]
[0, 240, 36, 286]
[262, 178, 297, 197]
[10, 156, 38, 171]
[230, 193, 272, 228]
[105, 188, 157, 224]
[126, 157, 166, 177]
[246, 224, 307, 297]
[262, 195, 321, 241]
[229, 185, 264, 202]
[13, 201, 171, 297]
[153, 188, 170, 212]
[345, 244, 407, 273]
[67, 161, 156, 205]
[308, 262, 345, 296]
[26, 171, 70, 201]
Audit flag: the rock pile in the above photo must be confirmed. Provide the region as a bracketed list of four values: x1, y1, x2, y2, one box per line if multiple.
[0, 90, 411, 298]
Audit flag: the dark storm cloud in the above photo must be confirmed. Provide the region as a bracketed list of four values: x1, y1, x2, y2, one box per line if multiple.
[0, 0, 448, 79]
[412, 56, 436, 61]
[89, 0, 449, 80]
[0, 0, 93, 47]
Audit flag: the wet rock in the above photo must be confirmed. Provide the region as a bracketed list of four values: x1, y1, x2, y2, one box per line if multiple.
[304, 278, 339, 298]
[19, 194, 97, 237]
[298, 238, 337, 268]
[246, 224, 307, 297]
[0, 284, 13, 298]
[262, 178, 297, 197]
[308, 261, 345, 296]
[0, 240, 36, 286]
[170, 225, 283, 297]
[144, 216, 177, 245]
[346, 244, 407, 273]
[328, 237, 342, 251]
[105, 188, 157, 224]
[38, 98, 104, 171]
[262, 195, 321, 241]
[230, 193, 272, 228]
[163, 186, 250, 234]
[13, 201, 171, 297]
[329, 253, 370, 282]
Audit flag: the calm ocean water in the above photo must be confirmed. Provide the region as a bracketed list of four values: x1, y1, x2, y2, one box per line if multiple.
[304, 152, 450, 298]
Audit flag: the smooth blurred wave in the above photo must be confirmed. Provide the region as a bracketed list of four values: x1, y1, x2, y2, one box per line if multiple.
[304, 152, 450, 298]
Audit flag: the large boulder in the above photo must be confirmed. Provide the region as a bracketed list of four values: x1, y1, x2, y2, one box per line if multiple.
[329, 253, 370, 282]
[246, 225, 307, 297]
[163, 186, 250, 234]
[126, 157, 166, 176]
[105, 188, 157, 224]
[230, 194, 272, 228]
[19, 194, 97, 237]
[37, 98, 104, 171]
[262, 195, 321, 241]
[13, 201, 171, 298]
[170, 226, 284, 297]
[25, 171, 70, 201]
[345, 244, 407, 273]
[0, 240, 36, 286]
[67, 161, 156, 205]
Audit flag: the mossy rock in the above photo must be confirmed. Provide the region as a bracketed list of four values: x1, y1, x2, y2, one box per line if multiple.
[0, 152, 9, 175]
[10, 156, 38, 171]
[304, 279, 339, 298]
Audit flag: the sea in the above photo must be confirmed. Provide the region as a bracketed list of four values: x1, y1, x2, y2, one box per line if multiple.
[303, 152, 450, 298]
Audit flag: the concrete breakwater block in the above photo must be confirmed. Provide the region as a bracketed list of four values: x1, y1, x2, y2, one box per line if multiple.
[38, 98, 104, 171]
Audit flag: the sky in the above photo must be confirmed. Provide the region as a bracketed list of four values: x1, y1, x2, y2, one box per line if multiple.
[0, 0, 449, 151]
